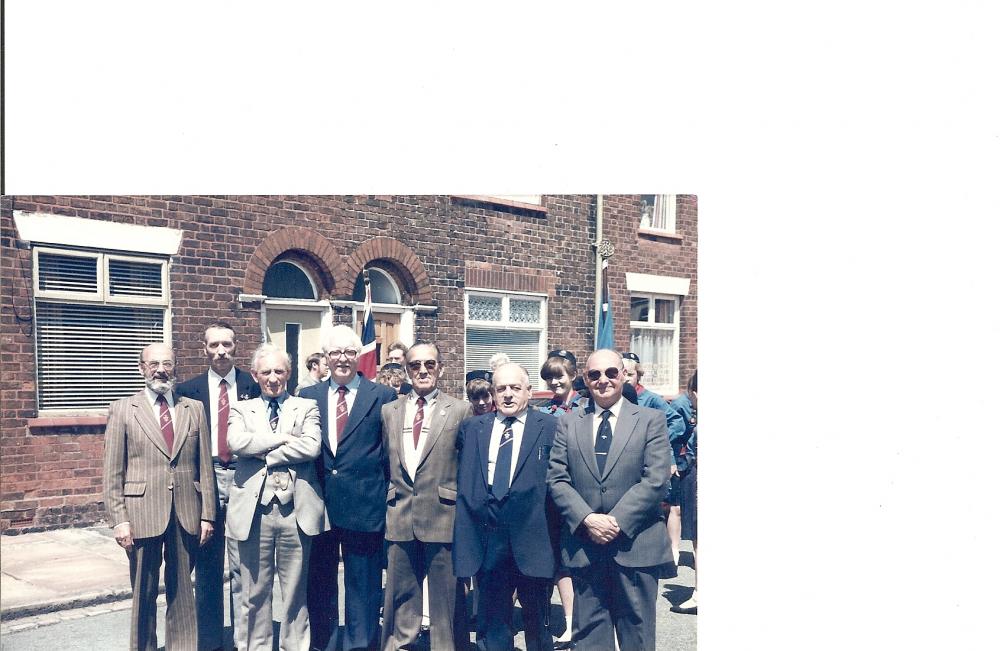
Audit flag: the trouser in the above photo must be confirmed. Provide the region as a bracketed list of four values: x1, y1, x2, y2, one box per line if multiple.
[129, 507, 199, 651]
[197, 463, 243, 650]
[237, 500, 312, 651]
[570, 558, 658, 651]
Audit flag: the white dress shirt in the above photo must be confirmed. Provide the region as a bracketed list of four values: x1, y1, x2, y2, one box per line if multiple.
[403, 389, 439, 478]
[208, 367, 237, 457]
[487, 410, 527, 487]
[144, 387, 176, 422]
[590, 396, 625, 445]
[326, 374, 361, 455]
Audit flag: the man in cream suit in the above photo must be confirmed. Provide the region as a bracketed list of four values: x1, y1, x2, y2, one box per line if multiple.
[225, 344, 328, 651]
[381, 342, 473, 651]
[547, 349, 675, 651]
[104, 342, 216, 651]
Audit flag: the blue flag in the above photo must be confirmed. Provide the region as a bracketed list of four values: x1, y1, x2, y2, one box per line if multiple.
[596, 258, 614, 350]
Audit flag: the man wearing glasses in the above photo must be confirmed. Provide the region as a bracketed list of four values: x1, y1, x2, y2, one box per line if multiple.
[381, 342, 473, 651]
[300, 325, 397, 651]
[547, 349, 676, 651]
[103, 343, 216, 651]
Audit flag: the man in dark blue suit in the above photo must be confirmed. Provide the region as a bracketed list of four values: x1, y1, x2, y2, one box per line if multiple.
[454, 363, 558, 651]
[176, 321, 260, 651]
[300, 324, 397, 651]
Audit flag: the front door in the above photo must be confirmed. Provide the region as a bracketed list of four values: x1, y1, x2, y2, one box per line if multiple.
[266, 306, 325, 392]
[356, 312, 401, 366]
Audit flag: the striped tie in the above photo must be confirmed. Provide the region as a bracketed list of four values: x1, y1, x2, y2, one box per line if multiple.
[218, 379, 231, 463]
[491, 416, 516, 501]
[336, 385, 348, 443]
[412, 397, 425, 448]
[156, 395, 175, 453]
[268, 399, 279, 432]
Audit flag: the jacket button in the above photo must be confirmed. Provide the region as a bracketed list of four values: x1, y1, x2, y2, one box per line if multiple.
[600, 487, 607, 493]
[331, 469, 338, 476]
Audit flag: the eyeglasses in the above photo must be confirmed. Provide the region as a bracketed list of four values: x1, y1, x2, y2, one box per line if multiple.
[407, 360, 438, 371]
[586, 367, 621, 382]
[142, 360, 175, 370]
[327, 349, 359, 359]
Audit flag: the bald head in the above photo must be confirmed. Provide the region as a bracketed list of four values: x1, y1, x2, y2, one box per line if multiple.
[139, 342, 176, 395]
[585, 349, 624, 409]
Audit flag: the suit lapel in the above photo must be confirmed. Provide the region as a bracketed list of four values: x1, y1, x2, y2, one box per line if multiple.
[478, 417, 491, 488]
[416, 395, 451, 471]
[510, 411, 544, 486]
[170, 399, 192, 460]
[132, 393, 171, 459]
[389, 398, 409, 478]
[602, 401, 639, 479]
[573, 409, 601, 481]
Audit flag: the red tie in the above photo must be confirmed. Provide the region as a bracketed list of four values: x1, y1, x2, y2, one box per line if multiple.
[218, 379, 231, 463]
[156, 395, 175, 453]
[412, 397, 425, 448]
[336, 385, 348, 443]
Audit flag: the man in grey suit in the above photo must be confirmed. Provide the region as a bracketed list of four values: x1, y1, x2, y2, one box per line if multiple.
[226, 344, 328, 651]
[104, 342, 216, 651]
[547, 349, 675, 651]
[381, 342, 473, 651]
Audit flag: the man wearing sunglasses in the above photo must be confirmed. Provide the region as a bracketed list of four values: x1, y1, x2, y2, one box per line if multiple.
[547, 349, 675, 651]
[381, 342, 473, 651]
[300, 325, 398, 651]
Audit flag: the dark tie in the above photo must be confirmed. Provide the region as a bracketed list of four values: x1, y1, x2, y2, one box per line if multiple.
[336, 385, 349, 443]
[218, 379, 231, 463]
[491, 416, 516, 501]
[595, 410, 612, 474]
[156, 395, 175, 453]
[268, 399, 279, 432]
[412, 397, 425, 448]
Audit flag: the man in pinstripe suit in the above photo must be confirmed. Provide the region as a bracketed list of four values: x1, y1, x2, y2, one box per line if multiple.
[104, 342, 217, 651]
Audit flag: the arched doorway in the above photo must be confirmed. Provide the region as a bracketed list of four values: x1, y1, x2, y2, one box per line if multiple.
[262, 259, 330, 392]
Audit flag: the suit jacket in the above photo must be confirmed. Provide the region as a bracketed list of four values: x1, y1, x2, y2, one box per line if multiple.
[453, 410, 559, 579]
[103, 391, 216, 539]
[176, 368, 261, 442]
[298, 376, 398, 532]
[382, 391, 473, 543]
[547, 399, 673, 569]
[224, 395, 328, 541]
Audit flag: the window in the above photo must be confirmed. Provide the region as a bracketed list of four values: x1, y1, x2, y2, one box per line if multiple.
[629, 293, 680, 394]
[464, 291, 547, 390]
[33, 247, 169, 412]
[352, 268, 402, 304]
[263, 261, 317, 300]
[640, 194, 677, 233]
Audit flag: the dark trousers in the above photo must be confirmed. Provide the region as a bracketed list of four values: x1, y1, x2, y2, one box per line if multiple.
[571, 557, 658, 651]
[129, 510, 199, 651]
[476, 528, 552, 651]
[307, 526, 383, 651]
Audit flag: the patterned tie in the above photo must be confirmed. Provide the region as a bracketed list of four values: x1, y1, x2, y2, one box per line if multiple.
[218, 379, 231, 463]
[412, 397, 426, 448]
[491, 416, 516, 501]
[594, 410, 613, 474]
[156, 395, 175, 453]
[336, 385, 349, 443]
[268, 399, 279, 432]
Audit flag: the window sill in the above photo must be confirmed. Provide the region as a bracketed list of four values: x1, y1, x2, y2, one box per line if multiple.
[451, 195, 548, 214]
[638, 227, 683, 243]
[28, 415, 108, 430]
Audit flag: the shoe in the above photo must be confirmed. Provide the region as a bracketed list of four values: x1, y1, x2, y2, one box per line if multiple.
[671, 591, 697, 614]
[553, 638, 572, 650]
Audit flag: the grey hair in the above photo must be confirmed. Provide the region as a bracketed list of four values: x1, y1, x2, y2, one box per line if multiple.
[493, 362, 531, 388]
[251, 343, 292, 371]
[322, 324, 362, 353]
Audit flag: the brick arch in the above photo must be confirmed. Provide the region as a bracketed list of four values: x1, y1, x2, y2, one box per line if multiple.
[244, 227, 340, 299]
[338, 237, 432, 304]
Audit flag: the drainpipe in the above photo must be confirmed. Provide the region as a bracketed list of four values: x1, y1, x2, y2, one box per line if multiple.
[594, 195, 604, 349]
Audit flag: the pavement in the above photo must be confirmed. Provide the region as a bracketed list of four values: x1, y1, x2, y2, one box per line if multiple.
[1, 526, 696, 647]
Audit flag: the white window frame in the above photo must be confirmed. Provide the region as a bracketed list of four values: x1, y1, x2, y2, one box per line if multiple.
[32, 246, 171, 416]
[639, 194, 677, 234]
[628, 292, 681, 395]
[463, 289, 548, 391]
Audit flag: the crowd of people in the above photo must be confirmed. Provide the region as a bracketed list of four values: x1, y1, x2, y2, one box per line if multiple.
[102, 321, 698, 651]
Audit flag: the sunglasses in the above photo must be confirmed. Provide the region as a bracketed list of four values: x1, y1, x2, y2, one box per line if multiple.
[407, 359, 438, 371]
[586, 367, 621, 382]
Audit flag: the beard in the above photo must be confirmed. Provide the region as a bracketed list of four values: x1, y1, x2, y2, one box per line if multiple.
[147, 377, 176, 395]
